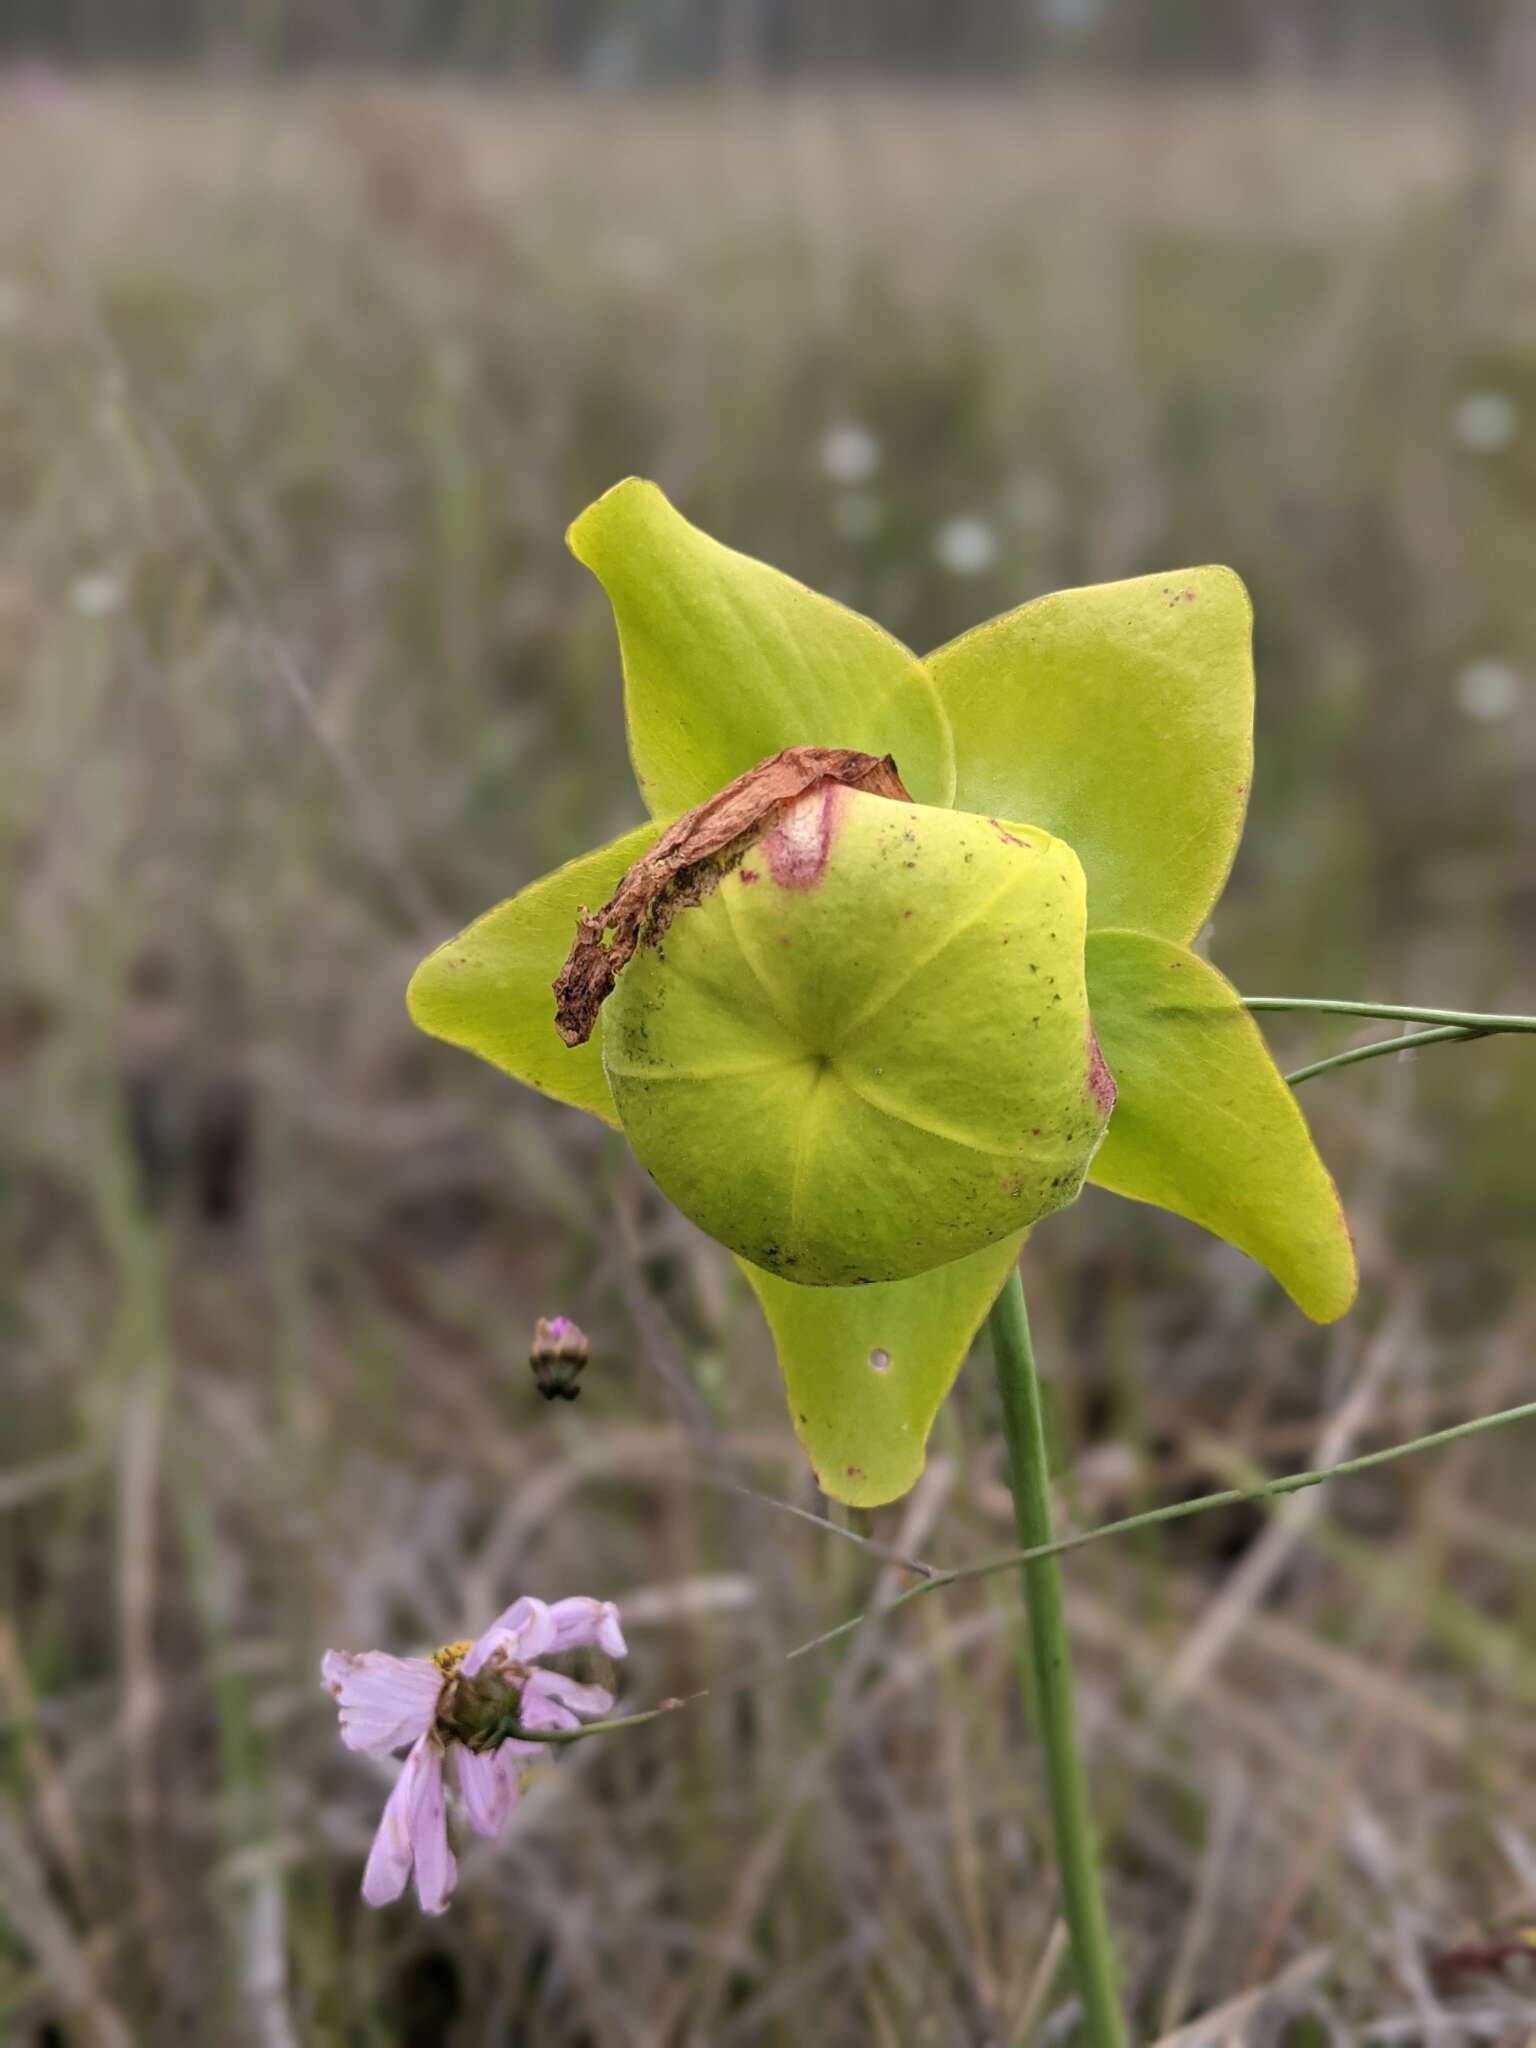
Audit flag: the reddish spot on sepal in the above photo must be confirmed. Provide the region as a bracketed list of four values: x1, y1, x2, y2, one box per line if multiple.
[762, 784, 844, 890]
[1085, 1025, 1117, 1118]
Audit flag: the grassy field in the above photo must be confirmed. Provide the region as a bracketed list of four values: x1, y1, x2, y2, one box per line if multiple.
[2, 76, 1535, 2044]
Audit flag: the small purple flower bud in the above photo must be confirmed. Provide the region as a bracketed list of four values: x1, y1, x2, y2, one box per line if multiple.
[530, 1315, 589, 1401]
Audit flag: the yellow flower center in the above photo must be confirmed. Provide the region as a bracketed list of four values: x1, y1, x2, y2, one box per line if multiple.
[432, 1637, 475, 1675]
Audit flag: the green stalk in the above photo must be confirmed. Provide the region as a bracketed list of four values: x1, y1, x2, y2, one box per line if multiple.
[989, 1267, 1127, 2047]
[1244, 997, 1536, 1033]
[1286, 1024, 1489, 1086]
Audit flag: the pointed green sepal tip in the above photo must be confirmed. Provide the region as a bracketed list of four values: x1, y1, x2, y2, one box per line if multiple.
[406, 822, 662, 1128]
[927, 564, 1254, 943]
[567, 477, 956, 817]
[741, 1235, 1026, 1508]
[1086, 929, 1357, 1323]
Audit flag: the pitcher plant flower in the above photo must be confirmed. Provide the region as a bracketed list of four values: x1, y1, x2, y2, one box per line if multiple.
[323, 1594, 626, 1913]
[409, 480, 1355, 1507]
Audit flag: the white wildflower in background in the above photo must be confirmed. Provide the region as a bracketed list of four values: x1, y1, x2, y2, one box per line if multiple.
[819, 422, 881, 486]
[932, 515, 999, 577]
[322, 1594, 626, 1914]
[1455, 659, 1523, 723]
[69, 573, 123, 619]
[1450, 391, 1520, 455]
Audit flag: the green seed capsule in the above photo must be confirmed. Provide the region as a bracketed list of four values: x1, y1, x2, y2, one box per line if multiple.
[600, 778, 1114, 1286]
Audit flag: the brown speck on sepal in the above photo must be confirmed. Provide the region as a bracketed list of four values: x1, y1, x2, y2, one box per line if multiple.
[552, 746, 912, 1046]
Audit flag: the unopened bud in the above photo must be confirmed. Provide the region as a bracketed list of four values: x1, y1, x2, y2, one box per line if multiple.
[530, 1315, 589, 1401]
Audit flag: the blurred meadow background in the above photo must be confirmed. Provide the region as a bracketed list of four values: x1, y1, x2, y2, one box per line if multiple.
[3, 2, 1536, 2041]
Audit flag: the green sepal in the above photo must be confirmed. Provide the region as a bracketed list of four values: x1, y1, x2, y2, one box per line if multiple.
[407, 822, 660, 1126]
[926, 567, 1253, 942]
[1086, 929, 1357, 1322]
[568, 478, 956, 817]
[740, 1235, 1025, 1507]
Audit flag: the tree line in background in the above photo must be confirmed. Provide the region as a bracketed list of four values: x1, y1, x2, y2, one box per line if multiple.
[0, 0, 1526, 81]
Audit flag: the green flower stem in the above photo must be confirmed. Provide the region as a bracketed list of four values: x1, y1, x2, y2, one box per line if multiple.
[1245, 996, 1536, 1033]
[1286, 1024, 1490, 1086]
[1241, 995, 1536, 1087]
[988, 1267, 1128, 2048]
[488, 1693, 704, 1749]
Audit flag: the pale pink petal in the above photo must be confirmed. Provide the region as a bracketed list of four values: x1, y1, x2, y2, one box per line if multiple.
[457, 1627, 523, 1679]
[322, 1650, 442, 1758]
[361, 1734, 431, 1906]
[516, 1668, 583, 1735]
[525, 1668, 613, 1721]
[503, 1595, 557, 1661]
[406, 1738, 456, 1914]
[454, 1742, 521, 1839]
[545, 1597, 627, 1660]
[462, 1596, 554, 1676]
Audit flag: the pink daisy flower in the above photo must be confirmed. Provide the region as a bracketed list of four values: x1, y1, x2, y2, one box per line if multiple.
[322, 1595, 626, 1914]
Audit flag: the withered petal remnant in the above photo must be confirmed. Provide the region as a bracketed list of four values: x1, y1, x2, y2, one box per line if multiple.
[553, 746, 911, 1046]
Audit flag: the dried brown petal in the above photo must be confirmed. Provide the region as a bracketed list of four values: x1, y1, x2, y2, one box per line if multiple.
[552, 747, 911, 1047]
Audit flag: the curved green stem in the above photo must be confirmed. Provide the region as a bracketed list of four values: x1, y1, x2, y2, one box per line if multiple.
[1245, 996, 1536, 1033]
[1242, 994, 1533, 1087]
[488, 1693, 703, 1747]
[989, 1267, 1127, 2047]
[1286, 1024, 1489, 1086]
